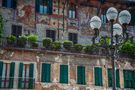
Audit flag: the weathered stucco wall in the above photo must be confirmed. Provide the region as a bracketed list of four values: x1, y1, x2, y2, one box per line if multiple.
[0, 49, 135, 90]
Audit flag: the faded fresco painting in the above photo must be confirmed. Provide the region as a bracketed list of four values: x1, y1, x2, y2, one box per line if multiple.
[78, 6, 97, 36]
[17, 0, 35, 27]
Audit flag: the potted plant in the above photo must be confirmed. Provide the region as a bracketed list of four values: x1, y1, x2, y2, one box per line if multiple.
[7, 35, 16, 46]
[84, 44, 99, 54]
[63, 40, 73, 51]
[17, 35, 27, 48]
[73, 44, 83, 53]
[27, 34, 38, 48]
[43, 38, 52, 49]
[51, 41, 61, 51]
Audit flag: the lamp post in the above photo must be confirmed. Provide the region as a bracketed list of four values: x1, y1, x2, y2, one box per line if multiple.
[90, 7, 131, 90]
[90, 16, 102, 44]
[119, 10, 131, 40]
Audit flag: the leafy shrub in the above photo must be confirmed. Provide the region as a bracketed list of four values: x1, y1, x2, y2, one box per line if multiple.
[17, 35, 27, 47]
[84, 44, 99, 54]
[43, 38, 52, 49]
[7, 35, 16, 45]
[74, 44, 83, 53]
[99, 36, 110, 46]
[63, 40, 73, 50]
[27, 34, 38, 48]
[51, 41, 61, 51]
[119, 41, 135, 58]
[32, 42, 38, 48]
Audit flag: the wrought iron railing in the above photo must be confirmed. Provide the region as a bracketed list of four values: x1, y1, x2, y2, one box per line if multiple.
[0, 77, 35, 89]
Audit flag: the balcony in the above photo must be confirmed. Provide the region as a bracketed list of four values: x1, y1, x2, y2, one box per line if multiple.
[0, 36, 134, 60]
[0, 77, 35, 89]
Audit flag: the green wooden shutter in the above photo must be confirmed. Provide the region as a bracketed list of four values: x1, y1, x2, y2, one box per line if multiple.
[12, 0, 17, 9]
[133, 71, 135, 89]
[77, 66, 85, 85]
[47, 0, 53, 14]
[2, 0, 7, 7]
[116, 70, 120, 88]
[95, 67, 102, 86]
[8, 62, 15, 88]
[18, 63, 23, 89]
[77, 66, 81, 84]
[60, 65, 68, 84]
[130, 9, 135, 25]
[0, 61, 3, 88]
[108, 69, 112, 87]
[81, 66, 85, 85]
[28, 63, 34, 89]
[41, 63, 51, 82]
[36, 0, 40, 13]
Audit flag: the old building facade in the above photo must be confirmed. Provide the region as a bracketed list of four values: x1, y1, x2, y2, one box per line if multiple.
[0, 0, 135, 90]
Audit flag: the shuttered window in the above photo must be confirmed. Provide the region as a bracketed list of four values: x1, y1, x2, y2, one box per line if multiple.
[108, 69, 120, 87]
[0, 61, 15, 89]
[123, 70, 135, 89]
[2, 0, 17, 9]
[94, 67, 102, 86]
[36, 0, 53, 14]
[130, 9, 135, 25]
[18, 63, 34, 89]
[46, 30, 56, 41]
[68, 33, 78, 44]
[60, 65, 68, 84]
[77, 66, 85, 85]
[41, 63, 51, 83]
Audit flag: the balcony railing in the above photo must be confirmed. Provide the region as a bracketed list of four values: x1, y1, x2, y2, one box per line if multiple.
[0, 37, 133, 59]
[0, 77, 35, 89]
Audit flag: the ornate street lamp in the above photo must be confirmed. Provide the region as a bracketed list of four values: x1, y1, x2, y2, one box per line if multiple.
[118, 10, 131, 40]
[90, 16, 101, 44]
[90, 7, 131, 90]
[106, 7, 119, 90]
[113, 23, 122, 44]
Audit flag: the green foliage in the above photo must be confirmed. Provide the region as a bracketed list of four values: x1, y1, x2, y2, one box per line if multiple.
[63, 40, 73, 50]
[99, 36, 110, 46]
[17, 36, 27, 47]
[28, 34, 38, 44]
[119, 40, 135, 58]
[43, 38, 52, 49]
[32, 42, 38, 48]
[74, 44, 83, 52]
[7, 35, 16, 45]
[27, 34, 38, 48]
[51, 41, 61, 51]
[84, 44, 99, 54]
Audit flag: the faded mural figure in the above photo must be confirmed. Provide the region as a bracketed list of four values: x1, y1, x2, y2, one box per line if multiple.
[17, 5, 35, 27]
[79, 7, 97, 36]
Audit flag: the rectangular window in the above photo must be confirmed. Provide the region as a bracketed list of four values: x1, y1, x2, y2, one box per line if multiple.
[68, 33, 78, 44]
[60, 65, 68, 84]
[69, 5, 76, 18]
[46, 30, 56, 41]
[77, 66, 85, 85]
[123, 70, 135, 89]
[0, 61, 15, 89]
[12, 25, 22, 38]
[41, 63, 51, 83]
[2, 0, 17, 9]
[18, 63, 34, 89]
[36, 0, 53, 14]
[108, 69, 120, 87]
[94, 67, 102, 86]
